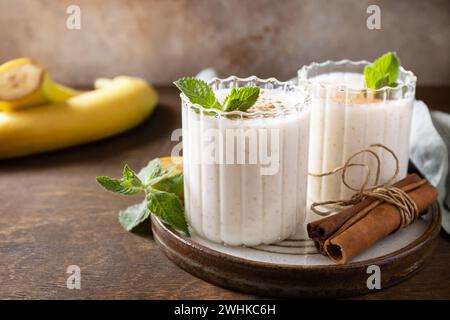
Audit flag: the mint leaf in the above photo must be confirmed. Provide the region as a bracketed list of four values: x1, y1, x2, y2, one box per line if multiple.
[364, 66, 383, 89]
[138, 158, 163, 184]
[174, 77, 221, 110]
[97, 159, 189, 235]
[223, 87, 260, 112]
[147, 166, 175, 186]
[152, 172, 184, 200]
[373, 52, 400, 83]
[174, 77, 261, 113]
[364, 52, 401, 89]
[147, 189, 189, 235]
[96, 165, 144, 195]
[118, 201, 150, 231]
[122, 165, 143, 188]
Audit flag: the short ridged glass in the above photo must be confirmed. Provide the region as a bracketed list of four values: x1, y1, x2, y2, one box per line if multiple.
[181, 76, 310, 246]
[298, 60, 416, 204]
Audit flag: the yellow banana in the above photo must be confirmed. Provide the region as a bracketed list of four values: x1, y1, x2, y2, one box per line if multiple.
[160, 156, 183, 173]
[0, 76, 158, 159]
[0, 58, 81, 111]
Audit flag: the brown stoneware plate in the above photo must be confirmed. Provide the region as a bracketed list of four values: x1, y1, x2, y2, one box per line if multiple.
[152, 202, 441, 298]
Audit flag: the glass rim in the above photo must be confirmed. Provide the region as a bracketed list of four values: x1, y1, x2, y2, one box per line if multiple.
[297, 59, 417, 92]
[179, 75, 310, 119]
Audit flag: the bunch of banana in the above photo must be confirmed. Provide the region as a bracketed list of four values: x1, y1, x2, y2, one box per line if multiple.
[0, 58, 158, 159]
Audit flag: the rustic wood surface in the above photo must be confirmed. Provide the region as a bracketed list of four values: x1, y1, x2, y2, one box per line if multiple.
[0, 86, 449, 300]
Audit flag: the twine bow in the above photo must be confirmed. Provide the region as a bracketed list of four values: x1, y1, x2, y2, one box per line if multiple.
[309, 144, 419, 229]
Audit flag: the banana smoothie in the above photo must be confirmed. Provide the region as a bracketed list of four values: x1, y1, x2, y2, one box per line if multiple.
[180, 77, 310, 246]
[299, 59, 416, 204]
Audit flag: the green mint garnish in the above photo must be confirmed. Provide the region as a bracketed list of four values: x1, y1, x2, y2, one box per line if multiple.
[147, 189, 187, 234]
[223, 87, 260, 112]
[137, 158, 163, 183]
[151, 172, 184, 200]
[364, 52, 400, 89]
[174, 77, 221, 110]
[118, 201, 150, 231]
[174, 77, 260, 112]
[96, 159, 189, 235]
[96, 165, 144, 196]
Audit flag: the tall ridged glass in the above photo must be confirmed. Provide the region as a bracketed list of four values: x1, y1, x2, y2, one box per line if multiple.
[181, 76, 310, 246]
[298, 60, 416, 204]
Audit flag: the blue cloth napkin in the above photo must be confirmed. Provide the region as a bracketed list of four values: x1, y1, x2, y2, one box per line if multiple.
[196, 69, 450, 232]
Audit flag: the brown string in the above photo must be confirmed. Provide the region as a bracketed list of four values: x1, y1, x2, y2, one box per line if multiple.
[366, 187, 419, 228]
[330, 179, 426, 239]
[309, 144, 419, 229]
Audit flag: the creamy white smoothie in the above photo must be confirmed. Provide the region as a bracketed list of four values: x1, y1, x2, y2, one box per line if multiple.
[298, 61, 416, 204]
[181, 77, 310, 246]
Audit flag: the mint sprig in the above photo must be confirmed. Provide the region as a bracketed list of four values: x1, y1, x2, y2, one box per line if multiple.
[223, 87, 260, 112]
[364, 52, 400, 89]
[137, 158, 163, 183]
[147, 189, 187, 233]
[118, 201, 150, 231]
[174, 77, 260, 112]
[174, 77, 221, 110]
[96, 165, 144, 195]
[152, 172, 184, 200]
[96, 159, 189, 235]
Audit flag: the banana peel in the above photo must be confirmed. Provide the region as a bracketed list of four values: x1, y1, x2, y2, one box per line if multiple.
[160, 156, 183, 173]
[0, 58, 81, 111]
[0, 76, 158, 159]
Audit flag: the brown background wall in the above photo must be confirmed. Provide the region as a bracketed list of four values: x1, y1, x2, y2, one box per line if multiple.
[0, 0, 448, 86]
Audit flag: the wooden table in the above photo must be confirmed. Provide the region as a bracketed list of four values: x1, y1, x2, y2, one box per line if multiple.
[1, 86, 449, 299]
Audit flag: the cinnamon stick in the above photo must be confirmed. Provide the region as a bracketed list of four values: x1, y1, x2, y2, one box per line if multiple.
[307, 174, 421, 253]
[324, 182, 437, 264]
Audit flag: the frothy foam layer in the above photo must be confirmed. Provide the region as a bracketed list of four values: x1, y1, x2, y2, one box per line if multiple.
[309, 72, 366, 89]
[309, 71, 407, 90]
[309, 72, 411, 104]
[214, 88, 304, 115]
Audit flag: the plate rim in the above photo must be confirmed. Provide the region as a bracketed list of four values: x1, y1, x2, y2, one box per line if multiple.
[151, 202, 441, 270]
